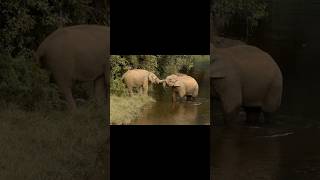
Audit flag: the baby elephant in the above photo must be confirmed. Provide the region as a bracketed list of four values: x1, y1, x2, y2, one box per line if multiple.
[122, 69, 162, 96]
[163, 73, 199, 103]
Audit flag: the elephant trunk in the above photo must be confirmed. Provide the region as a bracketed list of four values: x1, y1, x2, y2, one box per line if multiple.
[161, 80, 167, 88]
[155, 78, 163, 84]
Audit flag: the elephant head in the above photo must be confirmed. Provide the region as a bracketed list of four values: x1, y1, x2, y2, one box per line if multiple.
[162, 74, 186, 88]
[148, 72, 162, 84]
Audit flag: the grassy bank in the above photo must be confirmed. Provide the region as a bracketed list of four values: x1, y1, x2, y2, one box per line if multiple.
[0, 104, 109, 180]
[110, 95, 156, 125]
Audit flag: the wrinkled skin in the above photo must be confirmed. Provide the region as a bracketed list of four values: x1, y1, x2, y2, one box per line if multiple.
[122, 69, 162, 96]
[35, 25, 109, 111]
[210, 44, 283, 126]
[163, 73, 199, 103]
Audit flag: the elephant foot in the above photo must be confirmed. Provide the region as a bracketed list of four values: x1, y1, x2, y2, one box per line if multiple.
[186, 96, 193, 101]
[244, 107, 262, 126]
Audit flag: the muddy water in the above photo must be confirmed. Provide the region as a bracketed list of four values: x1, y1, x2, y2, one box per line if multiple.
[131, 59, 210, 125]
[211, 128, 320, 180]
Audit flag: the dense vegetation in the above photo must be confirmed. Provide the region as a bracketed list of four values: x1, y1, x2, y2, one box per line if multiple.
[211, 0, 269, 41]
[110, 55, 196, 96]
[0, 1, 109, 179]
[0, 0, 108, 110]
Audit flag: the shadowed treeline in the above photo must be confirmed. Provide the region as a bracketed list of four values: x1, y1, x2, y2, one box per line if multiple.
[0, 1, 109, 180]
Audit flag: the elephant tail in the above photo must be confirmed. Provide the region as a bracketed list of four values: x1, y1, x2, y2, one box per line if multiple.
[33, 50, 43, 67]
[121, 73, 126, 81]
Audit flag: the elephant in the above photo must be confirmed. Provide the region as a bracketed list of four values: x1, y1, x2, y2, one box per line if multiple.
[212, 36, 246, 48]
[121, 69, 162, 96]
[163, 73, 199, 103]
[210, 44, 283, 126]
[34, 25, 110, 111]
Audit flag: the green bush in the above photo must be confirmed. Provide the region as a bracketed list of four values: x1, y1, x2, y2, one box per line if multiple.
[211, 0, 268, 40]
[0, 54, 63, 110]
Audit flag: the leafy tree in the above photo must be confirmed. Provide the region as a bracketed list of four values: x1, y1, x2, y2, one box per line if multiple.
[0, 0, 107, 110]
[211, 0, 268, 41]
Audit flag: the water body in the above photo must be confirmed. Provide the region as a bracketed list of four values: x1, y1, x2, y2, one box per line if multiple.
[212, 0, 320, 179]
[131, 58, 210, 125]
[211, 127, 320, 180]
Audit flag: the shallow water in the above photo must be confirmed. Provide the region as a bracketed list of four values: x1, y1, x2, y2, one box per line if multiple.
[211, 1, 320, 179]
[131, 59, 210, 125]
[211, 127, 320, 180]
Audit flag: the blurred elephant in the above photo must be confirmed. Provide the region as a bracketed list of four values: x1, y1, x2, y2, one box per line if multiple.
[210, 44, 283, 125]
[213, 36, 246, 48]
[121, 69, 162, 96]
[35, 25, 109, 111]
[163, 73, 199, 103]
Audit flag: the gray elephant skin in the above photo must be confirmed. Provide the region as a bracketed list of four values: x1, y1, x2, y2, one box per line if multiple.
[163, 73, 199, 103]
[35, 25, 110, 110]
[210, 44, 283, 125]
[121, 69, 162, 96]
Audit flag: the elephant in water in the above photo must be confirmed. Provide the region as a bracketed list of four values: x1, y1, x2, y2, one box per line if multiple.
[121, 69, 162, 96]
[163, 73, 199, 103]
[210, 44, 283, 126]
[34, 25, 109, 111]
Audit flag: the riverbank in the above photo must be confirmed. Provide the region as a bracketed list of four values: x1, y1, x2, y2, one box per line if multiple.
[110, 95, 156, 125]
[0, 104, 108, 179]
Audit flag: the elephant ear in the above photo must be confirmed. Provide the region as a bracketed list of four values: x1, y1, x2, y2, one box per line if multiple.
[173, 80, 183, 87]
[210, 56, 226, 78]
[148, 73, 157, 83]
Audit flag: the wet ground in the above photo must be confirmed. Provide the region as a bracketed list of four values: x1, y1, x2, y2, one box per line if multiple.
[131, 58, 210, 125]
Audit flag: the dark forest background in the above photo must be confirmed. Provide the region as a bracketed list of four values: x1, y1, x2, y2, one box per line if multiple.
[0, 0, 109, 110]
[211, 0, 320, 126]
[0, 1, 109, 180]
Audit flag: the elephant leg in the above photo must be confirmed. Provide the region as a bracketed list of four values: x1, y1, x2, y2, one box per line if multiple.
[56, 80, 76, 111]
[263, 112, 273, 124]
[223, 107, 240, 126]
[244, 107, 262, 125]
[94, 76, 106, 106]
[172, 91, 177, 103]
[139, 86, 143, 95]
[127, 86, 133, 96]
[143, 83, 148, 96]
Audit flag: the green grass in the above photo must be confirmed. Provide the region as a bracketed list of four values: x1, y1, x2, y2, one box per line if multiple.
[110, 95, 156, 125]
[0, 103, 109, 180]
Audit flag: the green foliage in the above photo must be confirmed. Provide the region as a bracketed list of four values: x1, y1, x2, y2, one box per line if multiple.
[110, 55, 195, 96]
[0, 54, 62, 110]
[0, 0, 107, 110]
[211, 0, 268, 39]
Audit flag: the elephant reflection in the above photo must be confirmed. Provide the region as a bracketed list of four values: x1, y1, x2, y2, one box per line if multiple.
[135, 102, 199, 125]
[210, 44, 283, 125]
[169, 103, 198, 124]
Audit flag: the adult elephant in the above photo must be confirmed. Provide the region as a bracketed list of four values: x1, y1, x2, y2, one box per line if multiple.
[121, 69, 162, 96]
[35, 25, 109, 111]
[210, 44, 283, 125]
[163, 73, 199, 103]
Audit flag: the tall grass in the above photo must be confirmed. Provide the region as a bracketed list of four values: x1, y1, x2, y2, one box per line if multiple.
[0, 103, 109, 180]
[110, 95, 156, 125]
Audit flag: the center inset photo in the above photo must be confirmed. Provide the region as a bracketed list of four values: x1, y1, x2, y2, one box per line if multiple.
[110, 55, 210, 125]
